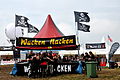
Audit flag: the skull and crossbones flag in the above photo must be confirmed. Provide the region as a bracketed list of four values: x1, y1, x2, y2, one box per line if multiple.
[74, 11, 90, 22]
[15, 15, 29, 27]
[28, 24, 39, 33]
[77, 23, 90, 32]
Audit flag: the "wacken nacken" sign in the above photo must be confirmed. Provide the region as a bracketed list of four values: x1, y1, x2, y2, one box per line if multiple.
[16, 35, 76, 47]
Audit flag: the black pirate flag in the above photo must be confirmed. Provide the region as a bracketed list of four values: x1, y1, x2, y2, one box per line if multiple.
[15, 15, 29, 27]
[74, 11, 90, 22]
[77, 23, 90, 32]
[28, 24, 39, 33]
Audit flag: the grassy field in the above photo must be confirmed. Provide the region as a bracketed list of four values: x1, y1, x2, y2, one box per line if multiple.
[0, 65, 120, 80]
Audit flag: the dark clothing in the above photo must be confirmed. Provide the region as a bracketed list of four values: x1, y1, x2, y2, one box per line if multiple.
[89, 54, 95, 61]
[28, 57, 40, 78]
[40, 57, 48, 77]
[31, 57, 40, 72]
[96, 56, 101, 71]
[53, 58, 58, 63]
[27, 53, 34, 59]
[84, 55, 90, 62]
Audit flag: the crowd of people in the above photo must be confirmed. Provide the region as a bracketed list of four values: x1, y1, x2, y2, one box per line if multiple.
[24, 51, 106, 78]
[62, 51, 106, 71]
[26, 51, 61, 78]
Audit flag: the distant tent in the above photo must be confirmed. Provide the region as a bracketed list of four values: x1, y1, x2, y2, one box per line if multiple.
[16, 15, 78, 50]
[34, 15, 64, 38]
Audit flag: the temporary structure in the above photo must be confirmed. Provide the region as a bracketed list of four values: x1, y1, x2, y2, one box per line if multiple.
[16, 15, 78, 50]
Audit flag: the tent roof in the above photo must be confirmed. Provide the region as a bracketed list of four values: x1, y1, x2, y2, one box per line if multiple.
[34, 15, 64, 38]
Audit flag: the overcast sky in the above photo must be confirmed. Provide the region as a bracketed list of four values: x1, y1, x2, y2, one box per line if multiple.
[0, 0, 120, 46]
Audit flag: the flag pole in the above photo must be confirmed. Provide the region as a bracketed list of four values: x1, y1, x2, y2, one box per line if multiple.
[14, 14, 17, 63]
[74, 11, 90, 55]
[75, 22, 80, 55]
[106, 35, 112, 67]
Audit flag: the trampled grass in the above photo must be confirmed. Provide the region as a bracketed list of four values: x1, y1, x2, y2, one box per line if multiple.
[0, 65, 120, 80]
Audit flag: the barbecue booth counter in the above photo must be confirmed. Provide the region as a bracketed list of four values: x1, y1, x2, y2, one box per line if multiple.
[13, 61, 82, 76]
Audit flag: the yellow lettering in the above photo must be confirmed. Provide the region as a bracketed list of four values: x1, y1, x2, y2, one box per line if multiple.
[20, 37, 74, 46]
[61, 38, 65, 44]
[55, 40, 59, 44]
[21, 39, 28, 45]
[59, 39, 61, 44]
[69, 39, 73, 43]
[27, 41, 31, 45]
[66, 39, 69, 44]
[50, 39, 55, 45]
[21, 38, 46, 46]
[41, 41, 45, 45]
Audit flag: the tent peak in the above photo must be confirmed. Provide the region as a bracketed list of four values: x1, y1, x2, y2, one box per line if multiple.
[34, 15, 64, 38]
[48, 14, 51, 17]
[47, 14, 52, 21]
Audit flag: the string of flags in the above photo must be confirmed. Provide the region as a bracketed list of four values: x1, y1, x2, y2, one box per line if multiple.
[15, 15, 39, 33]
[74, 11, 90, 32]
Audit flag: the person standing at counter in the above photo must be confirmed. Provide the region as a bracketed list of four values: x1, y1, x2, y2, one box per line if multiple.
[89, 51, 95, 61]
[80, 53, 85, 70]
[27, 51, 41, 78]
[84, 52, 90, 62]
[96, 55, 102, 71]
[30, 54, 40, 78]
[27, 51, 35, 61]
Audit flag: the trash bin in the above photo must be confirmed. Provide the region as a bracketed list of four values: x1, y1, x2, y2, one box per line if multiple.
[86, 61, 98, 78]
[109, 61, 115, 69]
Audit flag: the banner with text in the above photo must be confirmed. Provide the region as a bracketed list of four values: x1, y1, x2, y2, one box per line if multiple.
[16, 35, 76, 47]
[86, 43, 106, 49]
